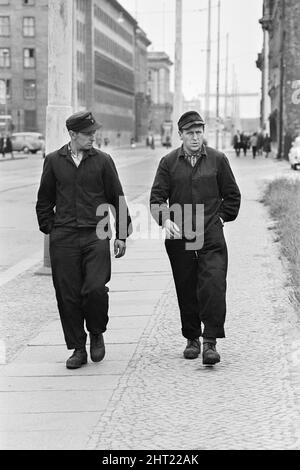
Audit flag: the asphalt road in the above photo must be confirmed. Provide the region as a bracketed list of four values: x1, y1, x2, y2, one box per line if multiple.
[0, 146, 162, 276]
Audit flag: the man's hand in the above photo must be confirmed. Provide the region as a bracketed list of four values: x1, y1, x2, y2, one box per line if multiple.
[114, 239, 126, 258]
[164, 219, 181, 239]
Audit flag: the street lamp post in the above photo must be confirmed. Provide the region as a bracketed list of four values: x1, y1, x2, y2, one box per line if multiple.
[3, 50, 9, 134]
[37, 0, 74, 274]
[215, 0, 221, 150]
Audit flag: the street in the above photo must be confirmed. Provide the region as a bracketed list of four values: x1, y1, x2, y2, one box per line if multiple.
[0, 146, 161, 278]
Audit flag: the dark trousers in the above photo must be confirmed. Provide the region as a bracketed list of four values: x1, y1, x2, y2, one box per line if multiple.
[49, 227, 111, 349]
[165, 220, 228, 340]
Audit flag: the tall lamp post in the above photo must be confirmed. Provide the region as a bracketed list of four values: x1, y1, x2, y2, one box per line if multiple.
[215, 0, 221, 150]
[172, 0, 183, 147]
[3, 50, 9, 133]
[38, 0, 74, 273]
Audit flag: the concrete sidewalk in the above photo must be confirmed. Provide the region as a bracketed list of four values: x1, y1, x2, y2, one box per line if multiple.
[1, 153, 300, 450]
[0, 231, 172, 450]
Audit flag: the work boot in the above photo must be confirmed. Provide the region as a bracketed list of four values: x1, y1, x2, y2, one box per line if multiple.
[183, 338, 201, 359]
[89, 332, 105, 362]
[66, 348, 87, 369]
[202, 342, 220, 365]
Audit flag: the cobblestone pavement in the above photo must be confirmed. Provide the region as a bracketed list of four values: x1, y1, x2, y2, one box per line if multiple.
[88, 156, 300, 450]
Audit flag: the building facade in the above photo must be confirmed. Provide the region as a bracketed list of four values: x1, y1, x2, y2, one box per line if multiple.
[0, 0, 152, 147]
[0, 0, 48, 134]
[147, 51, 173, 136]
[134, 27, 151, 143]
[259, 0, 300, 158]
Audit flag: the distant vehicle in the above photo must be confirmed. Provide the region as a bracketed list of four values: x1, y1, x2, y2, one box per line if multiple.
[10, 132, 45, 154]
[161, 120, 173, 148]
[288, 136, 300, 170]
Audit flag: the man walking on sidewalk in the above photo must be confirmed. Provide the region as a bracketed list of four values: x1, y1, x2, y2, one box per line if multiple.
[36, 111, 132, 369]
[150, 111, 241, 365]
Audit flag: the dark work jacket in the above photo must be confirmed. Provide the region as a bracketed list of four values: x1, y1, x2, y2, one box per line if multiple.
[150, 145, 241, 237]
[36, 144, 132, 240]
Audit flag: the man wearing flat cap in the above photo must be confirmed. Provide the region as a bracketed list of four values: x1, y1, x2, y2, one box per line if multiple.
[36, 111, 132, 369]
[150, 111, 241, 365]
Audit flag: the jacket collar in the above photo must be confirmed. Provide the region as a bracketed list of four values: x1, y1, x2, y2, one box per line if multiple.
[58, 143, 98, 160]
[178, 144, 207, 159]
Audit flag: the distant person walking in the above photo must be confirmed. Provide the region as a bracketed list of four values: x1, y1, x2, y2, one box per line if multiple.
[240, 132, 248, 157]
[0, 134, 14, 159]
[250, 132, 258, 159]
[233, 130, 241, 157]
[263, 133, 272, 158]
[257, 131, 264, 156]
[36, 111, 132, 370]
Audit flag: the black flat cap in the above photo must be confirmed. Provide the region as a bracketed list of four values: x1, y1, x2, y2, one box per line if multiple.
[178, 111, 205, 130]
[66, 111, 101, 133]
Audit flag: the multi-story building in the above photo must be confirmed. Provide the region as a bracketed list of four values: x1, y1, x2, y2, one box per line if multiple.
[0, 0, 152, 146]
[147, 51, 173, 136]
[134, 26, 151, 143]
[0, 0, 48, 134]
[258, 0, 300, 158]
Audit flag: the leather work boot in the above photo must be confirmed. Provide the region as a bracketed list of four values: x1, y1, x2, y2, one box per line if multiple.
[183, 338, 201, 359]
[90, 332, 105, 362]
[202, 342, 220, 365]
[66, 348, 87, 369]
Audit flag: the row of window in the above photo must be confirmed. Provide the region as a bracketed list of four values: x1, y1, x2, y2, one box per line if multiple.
[77, 80, 85, 102]
[0, 16, 35, 36]
[77, 50, 85, 73]
[1, 78, 36, 99]
[76, 19, 86, 44]
[0, 48, 35, 68]
[76, 0, 85, 13]
[94, 4, 133, 45]
[94, 28, 133, 67]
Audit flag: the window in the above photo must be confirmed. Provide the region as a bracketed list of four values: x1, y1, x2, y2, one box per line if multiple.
[23, 17, 35, 37]
[23, 48, 35, 68]
[23, 0, 35, 5]
[24, 79, 36, 99]
[0, 17, 10, 36]
[0, 48, 10, 67]
[24, 110, 37, 131]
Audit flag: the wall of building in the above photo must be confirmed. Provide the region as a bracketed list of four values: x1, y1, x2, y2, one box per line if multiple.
[0, 0, 48, 134]
[147, 52, 173, 136]
[262, 0, 300, 157]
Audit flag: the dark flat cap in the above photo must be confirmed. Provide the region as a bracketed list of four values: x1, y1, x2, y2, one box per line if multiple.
[66, 111, 101, 133]
[178, 111, 205, 130]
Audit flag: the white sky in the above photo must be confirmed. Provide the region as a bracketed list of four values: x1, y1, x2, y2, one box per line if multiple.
[120, 0, 263, 118]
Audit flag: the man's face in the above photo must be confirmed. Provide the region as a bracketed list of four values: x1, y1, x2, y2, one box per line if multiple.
[70, 130, 96, 150]
[179, 125, 204, 154]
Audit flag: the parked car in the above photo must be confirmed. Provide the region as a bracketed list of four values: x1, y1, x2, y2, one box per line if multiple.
[10, 132, 45, 154]
[289, 136, 300, 170]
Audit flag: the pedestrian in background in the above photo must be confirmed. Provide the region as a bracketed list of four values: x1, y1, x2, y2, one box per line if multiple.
[150, 111, 241, 365]
[250, 132, 258, 159]
[263, 133, 272, 158]
[240, 132, 248, 157]
[233, 130, 241, 157]
[257, 131, 264, 156]
[36, 111, 132, 370]
[0, 133, 14, 159]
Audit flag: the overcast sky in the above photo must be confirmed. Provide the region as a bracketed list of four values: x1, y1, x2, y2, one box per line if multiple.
[120, 0, 263, 119]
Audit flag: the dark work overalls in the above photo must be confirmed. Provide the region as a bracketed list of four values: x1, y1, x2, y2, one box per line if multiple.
[36, 144, 131, 350]
[150, 145, 241, 340]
